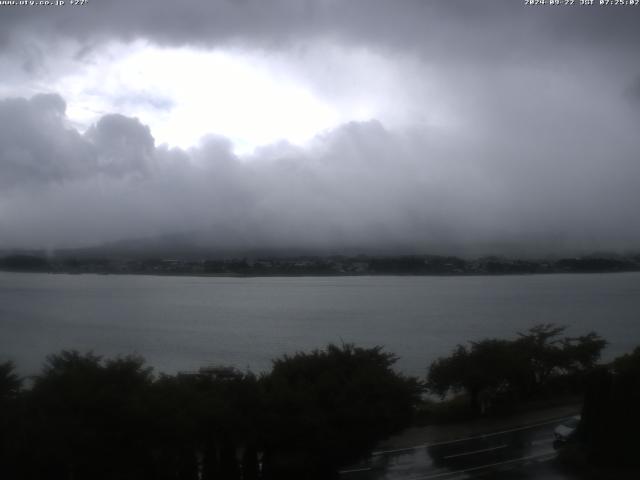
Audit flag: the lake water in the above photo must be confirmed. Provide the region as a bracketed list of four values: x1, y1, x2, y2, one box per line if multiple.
[1, 271, 639, 378]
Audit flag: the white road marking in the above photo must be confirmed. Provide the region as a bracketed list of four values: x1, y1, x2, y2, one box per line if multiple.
[338, 467, 372, 474]
[371, 414, 577, 456]
[443, 444, 507, 459]
[406, 450, 557, 480]
[371, 444, 429, 456]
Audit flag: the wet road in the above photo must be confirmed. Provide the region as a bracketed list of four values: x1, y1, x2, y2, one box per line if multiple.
[339, 417, 573, 479]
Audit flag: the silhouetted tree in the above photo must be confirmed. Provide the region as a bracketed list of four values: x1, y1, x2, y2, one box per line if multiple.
[427, 324, 606, 414]
[148, 366, 261, 480]
[0, 361, 23, 478]
[261, 344, 422, 479]
[24, 351, 155, 480]
[580, 347, 640, 466]
[0, 361, 21, 400]
[427, 339, 521, 413]
[515, 324, 606, 396]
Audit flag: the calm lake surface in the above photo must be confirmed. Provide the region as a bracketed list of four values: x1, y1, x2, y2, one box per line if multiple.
[1, 272, 639, 377]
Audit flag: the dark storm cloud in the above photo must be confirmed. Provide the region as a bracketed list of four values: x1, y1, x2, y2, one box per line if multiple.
[1, 92, 639, 253]
[1, 2, 640, 253]
[0, 94, 92, 188]
[86, 114, 155, 177]
[3, 0, 640, 60]
[0, 94, 156, 188]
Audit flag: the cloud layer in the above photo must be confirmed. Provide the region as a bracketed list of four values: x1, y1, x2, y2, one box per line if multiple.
[1, 90, 639, 255]
[1, 2, 639, 254]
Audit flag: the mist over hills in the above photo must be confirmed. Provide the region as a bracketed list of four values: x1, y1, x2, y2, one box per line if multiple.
[2, 232, 638, 277]
[2, 230, 638, 263]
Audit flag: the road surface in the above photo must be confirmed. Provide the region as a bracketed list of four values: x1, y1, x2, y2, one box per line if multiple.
[339, 417, 576, 479]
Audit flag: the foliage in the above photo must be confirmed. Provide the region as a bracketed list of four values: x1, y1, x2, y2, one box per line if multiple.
[24, 351, 155, 480]
[0, 345, 420, 480]
[148, 367, 262, 480]
[261, 344, 423, 479]
[0, 333, 614, 478]
[0, 361, 22, 479]
[427, 340, 520, 413]
[579, 347, 640, 467]
[0, 360, 21, 400]
[427, 324, 606, 413]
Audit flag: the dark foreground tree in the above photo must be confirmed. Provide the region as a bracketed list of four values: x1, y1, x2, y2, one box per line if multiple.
[0, 344, 424, 479]
[579, 347, 640, 467]
[427, 324, 606, 414]
[22, 351, 156, 480]
[149, 367, 262, 480]
[0, 361, 21, 401]
[261, 344, 422, 479]
[515, 324, 606, 395]
[427, 339, 521, 414]
[0, 361, 22, 478]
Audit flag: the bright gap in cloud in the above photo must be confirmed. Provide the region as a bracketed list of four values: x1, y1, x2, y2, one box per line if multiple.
[58, 42, 363, 154]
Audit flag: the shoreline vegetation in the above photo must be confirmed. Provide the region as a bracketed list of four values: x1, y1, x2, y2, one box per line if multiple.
[2, 325, 639, 478]
[1, 252, 639, 277]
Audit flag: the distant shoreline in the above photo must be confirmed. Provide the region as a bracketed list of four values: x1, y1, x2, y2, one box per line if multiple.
[2, 252, 639, 278]
[2, 268, 639, 279]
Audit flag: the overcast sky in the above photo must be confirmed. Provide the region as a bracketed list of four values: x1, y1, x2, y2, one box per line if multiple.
[1, 0, 639, 255]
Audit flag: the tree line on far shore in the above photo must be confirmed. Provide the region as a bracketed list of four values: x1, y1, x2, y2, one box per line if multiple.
[0, 324, 638, 479]
[2, 252, 640, 276]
